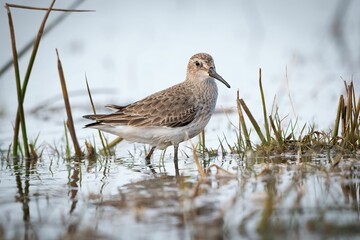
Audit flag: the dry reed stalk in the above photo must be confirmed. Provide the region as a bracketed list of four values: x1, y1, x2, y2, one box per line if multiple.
[350, 95, 360, 145]
[5, 3, 94, 12]
[345, 82, 353, 144]
[237, 91, 251, 148]
[56, 49, 82, 158]
[191, 143, 206, 178]
[29, 144, 38, 159]
[85, 140, 96, 158]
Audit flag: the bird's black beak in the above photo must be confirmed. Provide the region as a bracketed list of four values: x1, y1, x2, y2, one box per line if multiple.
[208, 67, 230, 88]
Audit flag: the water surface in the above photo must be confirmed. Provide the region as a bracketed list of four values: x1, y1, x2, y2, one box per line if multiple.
[1, 151, 359, 239]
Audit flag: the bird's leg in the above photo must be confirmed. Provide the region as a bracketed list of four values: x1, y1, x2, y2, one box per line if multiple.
[174, 145, 179, 177]
[145, 146, 156, 174]
[145, 146, 156, 164]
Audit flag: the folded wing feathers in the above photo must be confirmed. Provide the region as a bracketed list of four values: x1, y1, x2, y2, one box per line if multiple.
[84, 84, 198, 128]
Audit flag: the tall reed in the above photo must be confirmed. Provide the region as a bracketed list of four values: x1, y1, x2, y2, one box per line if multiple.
[5, 4, 30, 158]
[56, 49, 82, 158]
[7, 1, 57, 157]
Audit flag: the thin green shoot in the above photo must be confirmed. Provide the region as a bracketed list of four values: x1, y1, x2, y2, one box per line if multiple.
[85, 75, 110, 156]
[64, 121, 71, 159]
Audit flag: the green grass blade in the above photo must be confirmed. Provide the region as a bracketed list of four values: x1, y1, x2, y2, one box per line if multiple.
[64, 121, 71, 159]
[258, 68, 271, 143]
[5, 5, 30, 158]
[10, 0, 57, 157]
[85, 76, 110, 156]
[269, 116, 282, 144]
[332, 95, 343, 145]
[239, 98, 266, 145]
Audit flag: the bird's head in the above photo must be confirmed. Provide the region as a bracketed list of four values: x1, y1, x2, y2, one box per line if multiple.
[186, 53, 230, 88]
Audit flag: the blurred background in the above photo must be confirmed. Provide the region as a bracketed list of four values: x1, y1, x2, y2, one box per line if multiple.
[0, 0, 359, 147]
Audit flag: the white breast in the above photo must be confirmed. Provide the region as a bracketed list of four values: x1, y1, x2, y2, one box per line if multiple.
[94, 118, 209, 149]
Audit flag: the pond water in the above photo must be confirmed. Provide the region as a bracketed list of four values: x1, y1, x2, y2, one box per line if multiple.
[1, 150, 359, 239]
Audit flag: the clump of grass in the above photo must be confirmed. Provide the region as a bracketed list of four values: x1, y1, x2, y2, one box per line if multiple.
[236, 69, 360, 155]
[194, 130, 219, 158]
[28, 133, 44, 159]
[332, 81, 360, 150]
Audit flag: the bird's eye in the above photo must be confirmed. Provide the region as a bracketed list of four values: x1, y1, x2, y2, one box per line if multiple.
[195, 61, 200, 67]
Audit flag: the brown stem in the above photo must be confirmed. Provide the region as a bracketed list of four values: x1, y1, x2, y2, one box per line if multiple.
[56, 49, 82, 158]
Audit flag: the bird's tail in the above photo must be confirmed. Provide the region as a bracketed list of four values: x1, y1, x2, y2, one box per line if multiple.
[83, 114, 107, 128]
[83, 114, 107, 120]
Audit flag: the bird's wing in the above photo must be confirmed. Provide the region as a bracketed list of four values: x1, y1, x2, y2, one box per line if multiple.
[85, 84, 198, 128]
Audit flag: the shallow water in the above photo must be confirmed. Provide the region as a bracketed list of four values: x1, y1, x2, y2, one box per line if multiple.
[1, 151, 359, 240]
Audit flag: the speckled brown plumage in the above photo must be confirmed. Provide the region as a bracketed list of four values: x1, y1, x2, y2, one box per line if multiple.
[85, 83, 199, 128]
[83, 53, 230, 171]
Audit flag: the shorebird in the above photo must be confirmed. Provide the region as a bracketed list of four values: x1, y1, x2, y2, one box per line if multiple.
[83, 53, 230, 171]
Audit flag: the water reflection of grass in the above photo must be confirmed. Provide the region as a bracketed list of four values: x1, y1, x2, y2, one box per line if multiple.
[1, 148, 360, 239]
[235, 154, 360, 239]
